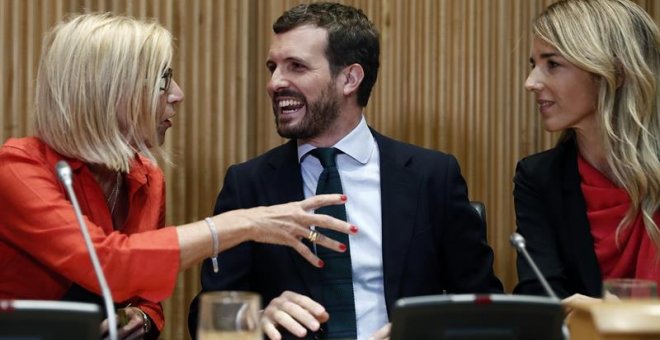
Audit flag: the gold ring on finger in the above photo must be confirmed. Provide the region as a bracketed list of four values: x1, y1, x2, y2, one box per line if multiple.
[308, 229, 319, 243]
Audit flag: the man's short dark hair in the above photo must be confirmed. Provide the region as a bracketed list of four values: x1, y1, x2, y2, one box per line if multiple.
[273, 2, 380, 107]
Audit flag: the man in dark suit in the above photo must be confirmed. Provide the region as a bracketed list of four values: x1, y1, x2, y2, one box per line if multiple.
[189, 2, 502, 339]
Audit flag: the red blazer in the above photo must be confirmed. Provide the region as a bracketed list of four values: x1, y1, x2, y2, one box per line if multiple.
[0, 137, 180, 331]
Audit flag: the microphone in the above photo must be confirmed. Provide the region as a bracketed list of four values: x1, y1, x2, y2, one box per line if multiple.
[510, 232, 559, 301]
[56, 160, 118, 340]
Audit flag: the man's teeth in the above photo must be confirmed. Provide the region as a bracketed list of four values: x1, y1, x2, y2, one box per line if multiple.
[278, 99, 302, 108]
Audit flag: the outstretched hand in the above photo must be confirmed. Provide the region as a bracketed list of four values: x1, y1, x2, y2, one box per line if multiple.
[218, 194, 357, 267]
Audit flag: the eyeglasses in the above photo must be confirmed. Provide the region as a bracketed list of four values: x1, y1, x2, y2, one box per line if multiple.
[159, 67, 173, 92]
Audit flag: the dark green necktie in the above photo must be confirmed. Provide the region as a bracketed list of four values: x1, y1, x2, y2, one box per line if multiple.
[310, 147, 357, 339]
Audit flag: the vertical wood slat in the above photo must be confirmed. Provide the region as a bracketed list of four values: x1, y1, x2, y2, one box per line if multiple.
[1, 1, 659, 339]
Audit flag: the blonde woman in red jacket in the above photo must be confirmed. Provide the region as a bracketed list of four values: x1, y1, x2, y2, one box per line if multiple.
[0, 13, 354, 339]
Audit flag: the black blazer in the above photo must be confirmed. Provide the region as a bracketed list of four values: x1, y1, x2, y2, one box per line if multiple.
[188, 129, 502, 337]
[512, 137, 603, 298]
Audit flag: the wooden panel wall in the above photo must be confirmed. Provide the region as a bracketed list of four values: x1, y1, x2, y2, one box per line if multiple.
[1, 1, 658, 339]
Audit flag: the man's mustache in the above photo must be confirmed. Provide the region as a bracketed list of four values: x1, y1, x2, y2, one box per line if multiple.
[273, 89, 305, 101]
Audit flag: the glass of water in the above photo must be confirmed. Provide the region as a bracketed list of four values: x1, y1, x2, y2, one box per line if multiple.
[197, 291, 262, 340]
[603, 278, 657, 300]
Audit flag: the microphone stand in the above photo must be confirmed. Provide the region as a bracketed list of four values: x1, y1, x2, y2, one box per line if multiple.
[511, 232, 570, 339]
[510, 233, 559, 301]
[56, 161, 118, 340]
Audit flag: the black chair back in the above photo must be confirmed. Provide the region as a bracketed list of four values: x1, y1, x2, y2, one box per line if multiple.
[470, 201, 486, 222]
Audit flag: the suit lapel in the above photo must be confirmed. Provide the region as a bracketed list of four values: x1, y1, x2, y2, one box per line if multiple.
[268, 140, 324, 303]
[373, 131, 420, 310]
[558, 141, 602, 296]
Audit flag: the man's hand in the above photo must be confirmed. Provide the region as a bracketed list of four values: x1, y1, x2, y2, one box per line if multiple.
[262, 291, 329, 340]
[369, 322, 391, 340]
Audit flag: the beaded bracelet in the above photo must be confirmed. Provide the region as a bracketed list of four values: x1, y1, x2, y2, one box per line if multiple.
[204, 217, 220, 273]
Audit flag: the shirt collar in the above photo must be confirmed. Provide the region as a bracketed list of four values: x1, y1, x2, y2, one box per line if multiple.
[297, 115, 374, 165]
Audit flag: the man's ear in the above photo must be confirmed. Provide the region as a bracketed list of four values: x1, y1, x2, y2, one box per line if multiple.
[341, 64, 364, 97]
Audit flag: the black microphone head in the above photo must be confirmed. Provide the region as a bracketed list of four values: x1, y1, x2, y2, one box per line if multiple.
[55, 160, 73, 186]
[510, 232, 526, 250]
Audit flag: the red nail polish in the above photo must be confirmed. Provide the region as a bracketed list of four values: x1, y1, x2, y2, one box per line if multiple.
[350, 225, 358, 233]
[318, 260, 325, 267]
[340, 194, 347, 201]
[339, 244, 347, 252]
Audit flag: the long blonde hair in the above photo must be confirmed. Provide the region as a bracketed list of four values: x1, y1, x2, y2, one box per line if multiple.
[34, 13, 173, 172]
[534, 0, 660, 249]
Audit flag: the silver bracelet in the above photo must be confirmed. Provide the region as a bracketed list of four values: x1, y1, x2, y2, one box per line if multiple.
[204, 217, 220, 273]
[133, 308, 151, 335]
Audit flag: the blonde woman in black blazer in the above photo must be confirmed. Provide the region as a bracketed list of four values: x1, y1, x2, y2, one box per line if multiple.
[514, 0, 660, 308]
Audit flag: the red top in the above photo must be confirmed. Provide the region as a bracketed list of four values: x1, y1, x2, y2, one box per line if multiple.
[578, 155, 660, 288]
[0, 137, 180, 331]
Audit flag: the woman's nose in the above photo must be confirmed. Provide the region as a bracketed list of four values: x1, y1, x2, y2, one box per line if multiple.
[168, 80, 184, 103]
[524, 71, 543, 92]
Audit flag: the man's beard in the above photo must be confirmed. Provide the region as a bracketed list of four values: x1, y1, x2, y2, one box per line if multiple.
[273, 82, 340, 140]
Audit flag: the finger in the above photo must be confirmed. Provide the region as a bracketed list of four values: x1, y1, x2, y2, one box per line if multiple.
[282, 291, 328, 321]
[291, 239, 324, 268]
[561, 293, 580, 304]
[603, 291, 619, 301]
[99, 318, 110, 335]
[271, 309, 308, 338]
[118, 316, 142, 339]
[303, 213, 356, 235]
[262, 318, 282, 340]
[564, 310, 575, 324]
[124, 330, 144, 340]
[274, 222, 345, 258]
[119, 325, 142, 338]
[312, 230, 348, 254]
[278, 300, 323, 330]
[118, 310, 144, 337]
[371, 323, 392, 339]
[298, 194, 346, 211]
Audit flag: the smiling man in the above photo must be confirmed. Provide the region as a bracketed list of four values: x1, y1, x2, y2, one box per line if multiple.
[188, 2, 502, 339]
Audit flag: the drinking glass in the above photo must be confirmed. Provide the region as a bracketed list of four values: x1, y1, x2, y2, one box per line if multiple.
[602, 278, 657, 300]
[197, 291, 262, 340]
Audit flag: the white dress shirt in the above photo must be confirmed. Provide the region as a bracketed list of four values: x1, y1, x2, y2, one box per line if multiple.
[298, 116, 387, 340]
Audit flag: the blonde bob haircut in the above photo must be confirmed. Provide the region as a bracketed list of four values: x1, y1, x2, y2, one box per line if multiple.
[534, 0, 660, 249]
[34, 13, 173, 172]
